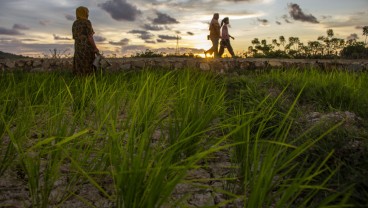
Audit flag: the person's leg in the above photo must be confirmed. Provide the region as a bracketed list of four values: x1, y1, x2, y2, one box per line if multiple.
[227, 40, 235, 57]
[218, 43, 224, 58]
[213, 38, 219, 58]
[205, 39, 215, 55]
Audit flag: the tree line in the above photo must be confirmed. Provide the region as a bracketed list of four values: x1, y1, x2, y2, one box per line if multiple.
[245, 27, 368, 59]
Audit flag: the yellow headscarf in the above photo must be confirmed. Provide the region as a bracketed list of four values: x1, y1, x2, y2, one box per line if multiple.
[76, 6, 89, 20]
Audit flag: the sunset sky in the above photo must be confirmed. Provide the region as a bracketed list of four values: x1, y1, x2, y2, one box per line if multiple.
[0, 0, 367, 57]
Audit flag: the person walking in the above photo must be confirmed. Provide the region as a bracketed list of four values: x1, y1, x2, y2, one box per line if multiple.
[72, 6, 99, 75]
[218, 17, 236, 58]
[204, 13, 221, 58]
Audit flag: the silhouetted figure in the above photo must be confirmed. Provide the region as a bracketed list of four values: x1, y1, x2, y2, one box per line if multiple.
[72, 6, 99, 75]
[218, 17, 235, 58]
[205, 13, 221, 58]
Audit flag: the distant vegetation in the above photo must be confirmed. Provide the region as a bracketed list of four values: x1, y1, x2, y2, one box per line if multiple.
[131, 49, 201, 58]
[129, 27, 368, 59]
[245, 27, 368, 59]
[0, 51, 29, 59]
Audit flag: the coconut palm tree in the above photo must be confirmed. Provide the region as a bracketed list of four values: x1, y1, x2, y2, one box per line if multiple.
[363, 26, 368, 45]
[272, 39, 280, 48]
[279, 36, 285, 50]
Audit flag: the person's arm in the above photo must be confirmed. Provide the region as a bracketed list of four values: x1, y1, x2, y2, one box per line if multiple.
[88, 35, 99, 54]
[86, 20, 99, 54]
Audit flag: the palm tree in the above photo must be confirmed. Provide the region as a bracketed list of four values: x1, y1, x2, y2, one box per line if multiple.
[251, 38, 260, 46]
[363, 26, 368, 45]
[288, 37, 300, 51]
[308, 41, 322, 56]
[318, 29, 335, 55]
[251, 38, 260, 56]
[279, 36, 285, 50]
[327, 29, 334, 38]
[272, 39, 280, 48]
[247, 46, 257, 57]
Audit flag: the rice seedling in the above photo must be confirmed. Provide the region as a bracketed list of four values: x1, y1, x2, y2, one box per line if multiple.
[226, 86, 348, 207]
[0, 67, 366, 207]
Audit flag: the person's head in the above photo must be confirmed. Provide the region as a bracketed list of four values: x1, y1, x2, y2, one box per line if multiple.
[76, 6, 89, 20]
[221, 17, 229, 26]
[213, 13, 219, 20]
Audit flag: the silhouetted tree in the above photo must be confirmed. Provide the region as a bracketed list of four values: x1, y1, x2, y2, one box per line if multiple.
[317, 29, 342, 56]
[363, 26, 368, 45]
[308, 41, 323, 56]
[272, 39, 279, 48]
[279, 36, 286, 50]
[341, 41, 367, 59]
[248, 28, 366, 59]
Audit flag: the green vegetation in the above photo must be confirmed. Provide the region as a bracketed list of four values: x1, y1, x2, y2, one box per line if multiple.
[131, 49, 200, 58]
[0, 51, 29, 59]
[247, 28, 368, 59]
[0, 68, 367, 207]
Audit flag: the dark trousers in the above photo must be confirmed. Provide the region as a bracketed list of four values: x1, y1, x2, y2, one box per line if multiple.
[205, 38, 219, 57]
[219, 39, 235, 57]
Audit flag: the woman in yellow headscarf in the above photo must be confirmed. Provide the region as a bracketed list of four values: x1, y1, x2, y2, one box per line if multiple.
[72, 6, 99, 75]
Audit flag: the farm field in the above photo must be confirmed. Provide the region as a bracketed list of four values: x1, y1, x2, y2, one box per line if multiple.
[1, 68, 367, 207]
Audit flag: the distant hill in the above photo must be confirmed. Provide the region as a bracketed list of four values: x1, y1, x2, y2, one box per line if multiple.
[0, 51, 29, 59]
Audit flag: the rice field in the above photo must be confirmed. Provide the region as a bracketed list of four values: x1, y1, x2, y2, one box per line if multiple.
[1, 68, 367, 207]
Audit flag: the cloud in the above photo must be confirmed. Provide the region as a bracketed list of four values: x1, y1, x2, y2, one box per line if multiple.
[142, 24, 166, 31]
[321, 15, 332, 20]
[128, 30, 154, 40]
[323, 12, 368, 29]
[39, 20, 50, 26]
[157, 39, 166, 43]
[149, 0, 218, 11]
[122, 45, 150, 52]
[0, 37, 21, 43]
[65, 14, 75, 21]
[21, 39, 39, 42]
[94, 36, 107, 42]
[158, 35, 180, 40]
[109, 38, 130, 46]
[53, 34, 71, 40]
[346, 33, 359, 41]
[99, 0, 142, 21]
[224, 0, 258, 2]
[0, 27, 23, 35]
[282, 14, 292, 23]
[145, 40, 156, 44]
[13, 24, 30, 30]
[257, 18, 269, 26]
[288, 3, 319, 23]
[153, 12, 179, 24]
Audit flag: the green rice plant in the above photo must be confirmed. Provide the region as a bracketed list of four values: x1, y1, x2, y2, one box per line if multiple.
[3, 105, 42, 207]
[0, 92, 18, 175]
[226, 86, 351, 207]
[62, 70, 229, 207]
[166, 70, 225, 160]
[105, 70, 190, 207]
[267, 69, 368, 117]
[0, 72, 91, 207]
[0, 68, 365, 207]
[0, 115, 17, 176]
